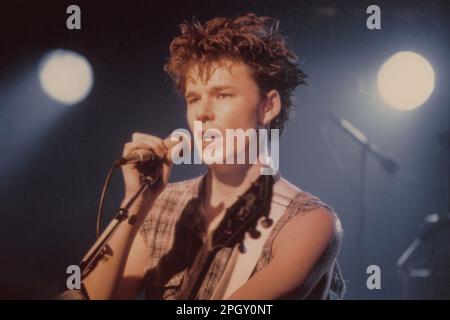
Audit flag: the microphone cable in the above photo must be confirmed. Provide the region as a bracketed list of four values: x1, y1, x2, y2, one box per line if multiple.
[96, 164, 118, 239]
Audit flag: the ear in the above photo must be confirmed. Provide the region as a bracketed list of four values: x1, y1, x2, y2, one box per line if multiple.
[258, 90, 281, 126]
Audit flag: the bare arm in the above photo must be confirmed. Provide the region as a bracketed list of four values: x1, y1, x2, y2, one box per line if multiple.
[227, 207, 341, 300]
[81, 195, 154, 300]
[81, 132, 174, 300]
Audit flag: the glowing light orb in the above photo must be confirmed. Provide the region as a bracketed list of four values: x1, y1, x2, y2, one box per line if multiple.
[377, 51, 434, 110]
[39, 49, 93, 105]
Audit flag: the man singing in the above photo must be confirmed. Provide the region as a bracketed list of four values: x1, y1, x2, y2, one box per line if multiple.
[78, 13, 345, 300]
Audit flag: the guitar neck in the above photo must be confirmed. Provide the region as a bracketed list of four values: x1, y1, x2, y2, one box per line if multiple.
[177, 174, 274, 299]
[178, 244, 219, 300]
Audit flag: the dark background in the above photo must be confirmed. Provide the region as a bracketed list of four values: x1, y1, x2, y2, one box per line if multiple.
[0, 0, 448, 299]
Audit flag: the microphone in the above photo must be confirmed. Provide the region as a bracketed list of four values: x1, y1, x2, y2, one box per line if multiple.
[114, 130, 191, 167]
[114, 149, 158, 167]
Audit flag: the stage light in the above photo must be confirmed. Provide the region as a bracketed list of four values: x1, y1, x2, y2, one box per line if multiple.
[38, 49, 93, 105]
[377, 51, 434, 110]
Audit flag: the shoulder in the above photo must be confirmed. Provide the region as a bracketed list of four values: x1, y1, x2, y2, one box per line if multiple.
[272, 177, 343, 256]
[276, 176, 341, 226]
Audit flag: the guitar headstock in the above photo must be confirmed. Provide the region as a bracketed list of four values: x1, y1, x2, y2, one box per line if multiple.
[209, 174, 274, 250]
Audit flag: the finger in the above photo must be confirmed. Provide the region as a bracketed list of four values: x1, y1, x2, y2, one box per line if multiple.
[134, 138, 167, 159]
[131, 132, 159, 141]
[123, 141, 165, 161]
[132, 134, 167, 155]
[123, 142, 151, 157]
[128, 133, 166, 155]
[132, 132, 164, 147]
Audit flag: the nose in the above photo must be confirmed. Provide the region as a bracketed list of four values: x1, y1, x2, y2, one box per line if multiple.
[195, 98, 215, 122]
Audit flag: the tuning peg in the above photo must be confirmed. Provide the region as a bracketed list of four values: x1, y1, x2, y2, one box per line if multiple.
[249, 228, 261, 239]
[238, 242, 246, 253]
[260, 217, 273, 228]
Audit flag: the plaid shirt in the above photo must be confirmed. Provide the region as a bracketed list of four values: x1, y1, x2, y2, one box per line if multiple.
[139, 174, 345, 299]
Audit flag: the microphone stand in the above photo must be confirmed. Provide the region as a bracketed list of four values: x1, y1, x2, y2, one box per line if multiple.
[357, 141, 368, 293]
[321, 112, 399, 297]
[79, 173, 159, 281]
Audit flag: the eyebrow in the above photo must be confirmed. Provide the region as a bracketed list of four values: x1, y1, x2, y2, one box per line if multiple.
[185, 85, 236, 99]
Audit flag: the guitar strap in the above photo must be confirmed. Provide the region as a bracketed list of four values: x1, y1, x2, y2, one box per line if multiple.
[211, 177, 295, 299]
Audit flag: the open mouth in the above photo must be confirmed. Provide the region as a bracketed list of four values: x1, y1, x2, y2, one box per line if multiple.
[202, 135, 217, 148]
